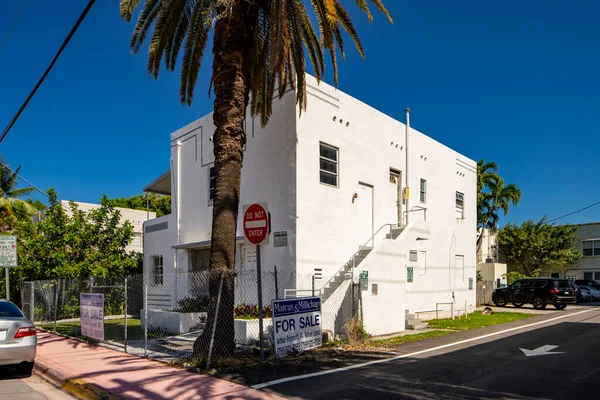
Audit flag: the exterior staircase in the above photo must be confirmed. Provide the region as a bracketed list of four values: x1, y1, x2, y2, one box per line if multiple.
[405, 310, 428, 330]
[322, 247, 373, 301]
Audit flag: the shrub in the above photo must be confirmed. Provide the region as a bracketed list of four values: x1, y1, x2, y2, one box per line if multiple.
[343, 315, 369, 345]
[234, 304, 272, 319]
[175, 296, 210, 313]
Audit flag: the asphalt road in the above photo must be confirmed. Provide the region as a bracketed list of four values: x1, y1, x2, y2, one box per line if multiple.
[0, 367, 74, 400]
[261, 307, 600, 400]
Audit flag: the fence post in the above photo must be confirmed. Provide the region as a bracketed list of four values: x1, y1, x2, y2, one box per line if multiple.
[312, 275, 315, 297]
[144, 283, 148, 358]
[53, 280, 59, 331]
[30, 282, 34, 323]
[90, 277, 94, 293]
[207, 271, 225, 370]
[274, 266, 278, 300]
[124, 277, 128, 354]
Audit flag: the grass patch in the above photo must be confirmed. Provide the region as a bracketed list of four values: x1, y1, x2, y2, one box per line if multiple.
[427, 311, 536, 331]
[39, 318, 168, 341]
[370, 330, 454, 347]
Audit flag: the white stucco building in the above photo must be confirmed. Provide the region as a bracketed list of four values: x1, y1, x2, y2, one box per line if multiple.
[60, 200, 155, 254]
[143, 75, 477, 336]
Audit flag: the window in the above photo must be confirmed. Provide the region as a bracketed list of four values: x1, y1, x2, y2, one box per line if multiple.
[456, 191, 464, 209]
[208, 166, 216, 202]
[595, 272, 600, 280]
[584, 272, 593, 280]
[152, 255, 163, 285]
[189, 248, 210, 272]
[420, 179, 426, 203]
[511, 281, 522, 289]
[551, 273, 560, 278]
[319, 143, 338, 187]
[582, 240, 600, 256]
[0, 301, 23, 318]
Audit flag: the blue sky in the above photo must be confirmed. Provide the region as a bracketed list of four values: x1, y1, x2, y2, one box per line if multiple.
[0, 0, 598, 225]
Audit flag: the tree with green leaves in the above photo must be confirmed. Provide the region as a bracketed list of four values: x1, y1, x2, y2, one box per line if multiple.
[121, 0, 392, 358]
[107, 193, 171, 217]
[17, 189, 140, 282]
[477, 159, 521, 255]
[497, 219, 582, 277]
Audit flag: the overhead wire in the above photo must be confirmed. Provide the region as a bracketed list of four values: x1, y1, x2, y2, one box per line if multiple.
[0, 0, 29, 52]
[0, 0, 96, 145]
[547, 200, 600, 223]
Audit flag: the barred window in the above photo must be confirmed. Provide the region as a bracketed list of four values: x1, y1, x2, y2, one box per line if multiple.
[319, 143, 338, 187]
[152, 255, 163, 285]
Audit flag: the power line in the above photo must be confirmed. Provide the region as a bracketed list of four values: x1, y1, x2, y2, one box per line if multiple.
[547, 200, 600, 223]
[0, 0, 96, 145]
[0, 0, 29, 52]
[0, 160, 48, 198]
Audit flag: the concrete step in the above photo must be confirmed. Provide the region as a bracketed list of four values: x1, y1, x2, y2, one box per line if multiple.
[406, 322, 429, 330]
[353, 247, 373, 267]
[405, 318, 422, 326]
[405, 313, 416, 320]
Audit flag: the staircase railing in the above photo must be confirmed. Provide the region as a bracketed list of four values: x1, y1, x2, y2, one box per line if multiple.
[319, 221, 403, 300]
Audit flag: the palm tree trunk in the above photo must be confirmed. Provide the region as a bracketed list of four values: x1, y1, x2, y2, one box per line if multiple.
[193, 1, 257, 360]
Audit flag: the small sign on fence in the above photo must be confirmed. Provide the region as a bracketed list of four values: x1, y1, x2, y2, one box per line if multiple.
[80, 293, 104, 341]
[272, 296, 322, 357]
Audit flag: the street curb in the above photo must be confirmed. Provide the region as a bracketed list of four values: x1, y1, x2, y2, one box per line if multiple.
[34, 358, 121, 400]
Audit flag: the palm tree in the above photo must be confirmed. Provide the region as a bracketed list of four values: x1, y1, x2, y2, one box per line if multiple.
[0, 159, 36, 217]
[476, 159, 521, 258]
[120, 0, 392, 358]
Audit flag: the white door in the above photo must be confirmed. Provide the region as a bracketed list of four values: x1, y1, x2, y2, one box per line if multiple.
[454, 255, 465, 282]
[358, 183, 374, 247]
[389, 170, 402, 224]
[243, 247, 257, 270]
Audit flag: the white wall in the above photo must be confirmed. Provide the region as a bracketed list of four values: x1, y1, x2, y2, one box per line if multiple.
[169, 91, 298, 294]
[295, 76, 477, 318]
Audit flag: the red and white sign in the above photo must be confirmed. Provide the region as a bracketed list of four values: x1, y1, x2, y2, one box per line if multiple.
[243, 203, 269, 245]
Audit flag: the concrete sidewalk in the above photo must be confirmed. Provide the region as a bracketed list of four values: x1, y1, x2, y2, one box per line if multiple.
[35, 332, 282, 399]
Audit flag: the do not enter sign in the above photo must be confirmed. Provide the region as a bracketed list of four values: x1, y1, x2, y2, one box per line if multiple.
[243, 203, 269, 245]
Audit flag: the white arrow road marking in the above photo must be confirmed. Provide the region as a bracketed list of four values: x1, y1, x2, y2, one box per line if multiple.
[520, 345, 564, 357]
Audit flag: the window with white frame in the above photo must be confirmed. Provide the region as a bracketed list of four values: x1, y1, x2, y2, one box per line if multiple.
[420, 179, 427, 203]
[456, 191, 464, 209]
[583, 240, 600, 256]
[208, 166, 215, 203]
[319, 143, 338, 187]
[152, 255, 163, 285]
[189, 248, 210, 272]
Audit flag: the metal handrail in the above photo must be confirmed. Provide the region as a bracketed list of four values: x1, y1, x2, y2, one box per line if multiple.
[402, 205, 427, 224]
[319, 221, 403, 297]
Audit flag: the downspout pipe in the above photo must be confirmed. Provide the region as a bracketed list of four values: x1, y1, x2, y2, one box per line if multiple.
[405, 108, 410, 225]
[174, 141, 182, 303]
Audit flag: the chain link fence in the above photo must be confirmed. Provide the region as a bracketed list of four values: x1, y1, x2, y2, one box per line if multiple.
[21, 269, 358, 362]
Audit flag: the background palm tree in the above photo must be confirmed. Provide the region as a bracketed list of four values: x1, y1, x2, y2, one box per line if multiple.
[121, 0, 392, 358]
[477, 158, 521, 257]
[0, 159, 37, 216]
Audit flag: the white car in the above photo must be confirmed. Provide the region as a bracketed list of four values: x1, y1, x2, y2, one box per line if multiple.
[0, 300, 37, 376]
[579, 285, 600, 300]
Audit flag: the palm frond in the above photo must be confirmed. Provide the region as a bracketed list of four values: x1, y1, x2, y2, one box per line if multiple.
[6, 187, 35, 198]
[165, 0, 194, 70]
[148, 0, 187, 78]
[365, 0, 393, 23]
[334, 0, 364, 58]
[120, 0, 143, 22]
[130, 0, 163, 54]
[354, 0, 373, 22]
[180, 0, 211, 105]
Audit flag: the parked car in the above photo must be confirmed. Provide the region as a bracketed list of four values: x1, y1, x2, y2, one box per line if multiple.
[574, 279, 600, 291]
[492, 278, 576, 310]
[0, 300, 37, 375]
[578, 285, 600, 300]
[572, 283, 592, 302]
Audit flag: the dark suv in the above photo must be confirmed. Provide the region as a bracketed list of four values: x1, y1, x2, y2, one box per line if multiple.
[492, 278, 576, 310]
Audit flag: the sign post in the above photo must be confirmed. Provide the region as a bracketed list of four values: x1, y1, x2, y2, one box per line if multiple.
[243, 203, 270, 362]
[0, 235, 17, 300]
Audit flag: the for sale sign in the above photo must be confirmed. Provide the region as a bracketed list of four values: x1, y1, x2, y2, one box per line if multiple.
[80, 293, 104, 341]
[272, 297, 322, 357]
[0, 235, 17, 267]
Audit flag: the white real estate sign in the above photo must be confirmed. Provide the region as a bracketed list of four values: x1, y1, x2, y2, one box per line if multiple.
[272, 297, 322, 357]
[0, 235, 17, 267]
[80, 293, 104, 341]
